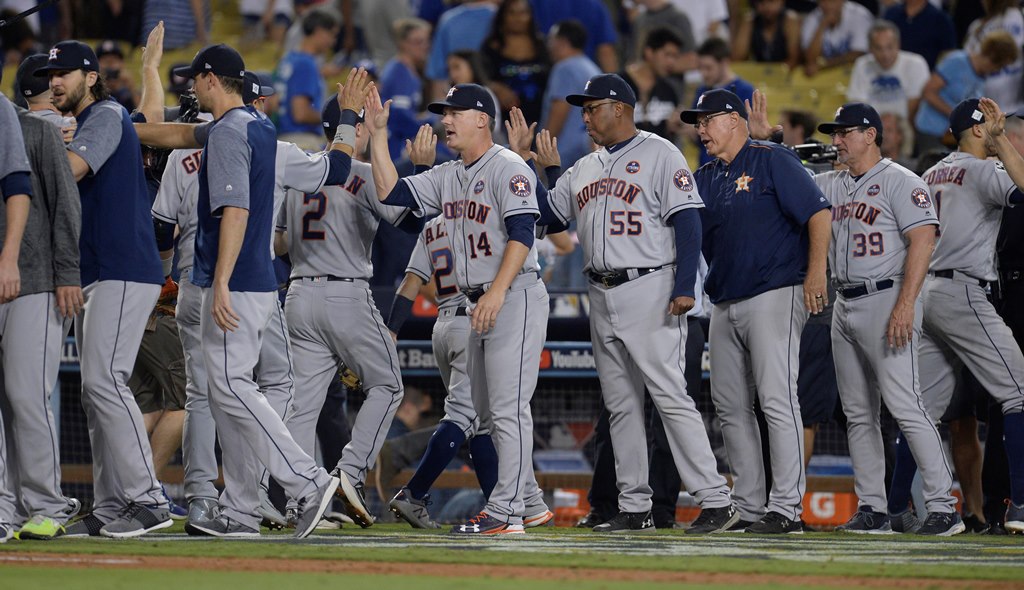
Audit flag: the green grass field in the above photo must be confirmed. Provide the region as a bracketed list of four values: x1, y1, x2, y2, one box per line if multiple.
[1, 523, 1022, 589]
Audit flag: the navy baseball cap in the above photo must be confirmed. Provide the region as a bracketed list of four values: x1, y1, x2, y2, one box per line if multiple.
[817, 103, 882, 135]
[172, 44, 246, 80]
[34, 40, 100, 76]
[321, 93, 365, 139]
[242, 71, 276, 104]
[428, 84, 496, 119]
[16, 54, 51, 98]
[680, 89, 748, 124]
[95, 40, 124, 60]
[949, 98, 985, 138]
[566, 74, 636, 108]
[167, 62, 193, 95]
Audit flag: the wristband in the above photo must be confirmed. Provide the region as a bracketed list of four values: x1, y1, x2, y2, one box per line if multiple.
[387, 294, 415, 334]
[340, 109, 360, 127]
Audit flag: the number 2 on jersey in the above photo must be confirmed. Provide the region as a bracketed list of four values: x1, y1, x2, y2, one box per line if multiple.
[302, 192, 327, 240]
[431, 248, 459, 297]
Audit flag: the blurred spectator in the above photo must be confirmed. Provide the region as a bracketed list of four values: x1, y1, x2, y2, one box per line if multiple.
[626, 0, 695, 72]
[387, 386, 433, 439]
[481, 0, 550, 125]
[665, 0, 728, 46]
[166, 62, 193, 97]
[688, 38, 754, 167]
[540, 19, 600, 169]
[95, 40, 138, 113]
[240, 0, 293, 45]
[448, 49, 504, 139]
[0, 5, 39, 66]
[530, 0, 618, 72]
[275, 7, 339, 148]
[780, 109, 817, 146]
[141, 0, 209, 49]
[846, 20, 929, 121]
[914, 31, 1018, 154]
[361, 0, 412, 68]
[964, 0, 1024, 113]
[425, 0, 499, 101]
[732, 0, 801, 70]
[417, 0, 448, 26]
[883, 0, 957, 70]
[622, 28, 684, 144]
[801, 0, 873, 77]
[879, 111, 913, 167]
[380, 18, 435, 161]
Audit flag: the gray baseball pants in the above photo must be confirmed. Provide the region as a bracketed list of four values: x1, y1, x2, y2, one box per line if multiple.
[434, 309, 480, 437]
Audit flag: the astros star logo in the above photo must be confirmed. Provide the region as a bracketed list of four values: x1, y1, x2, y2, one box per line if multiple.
[49, 47, 60, 60]
[735, 173, 753, 192]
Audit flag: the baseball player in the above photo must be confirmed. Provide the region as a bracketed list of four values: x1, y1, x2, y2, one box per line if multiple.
[810, 103, 960, 535]
[384, 125, 552, 530]
[168, 44, 348, 539]
[534, 75, 737, 534]
[275, 92, 421, 529]
[365, 82, 549, 535]
[0, 90, 35, 543]
[1, 100, 83, 540]
[894, 98, 1023, 534]
[35, 40, 171, 538]
[682, 89, 831, 534]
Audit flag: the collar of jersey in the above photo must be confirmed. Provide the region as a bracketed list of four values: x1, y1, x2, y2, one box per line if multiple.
[606, 132, 640, 154]
[462, 143, 500, 170]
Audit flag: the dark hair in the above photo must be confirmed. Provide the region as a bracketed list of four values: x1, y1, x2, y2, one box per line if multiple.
[915, 149, 950, 176]
[301, 8, 339, 36]
[484, 0, 545, 57]
[448, 49, 491, 85]
[551, 19, 587, 51]
[643, 28, 683, 52]
[215, 74, 245, 97]
[89, 73, 111, 102]
[782, 109, 817, 139]
[697, 37, 731, 61]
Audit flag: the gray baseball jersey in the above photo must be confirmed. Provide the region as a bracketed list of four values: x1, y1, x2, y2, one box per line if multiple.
[815, 159, 938, 286]
[923, 152, 1018, 281]
[405, 216, 468, 313]
[543, 130, 731, 519]
[814, 159, 956, 517]
[401, 143, 540, 287]
[0, 95, 31, 184]
[153, 148, 203, 271]
[545, 130, 703, 272]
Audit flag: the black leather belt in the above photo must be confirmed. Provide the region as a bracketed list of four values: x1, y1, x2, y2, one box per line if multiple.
[300, 275, 355, 282]
[932, 269, 989, 288]
[464, 288, 484, 303]
[455, 307, 467, 316]
[838, 279, 894, 299]
[587, 265, 668, 288]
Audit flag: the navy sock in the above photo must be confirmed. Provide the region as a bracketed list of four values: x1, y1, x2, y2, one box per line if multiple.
[887, 431, 918, 514]
[1003, 411, 1024, 505]
[406, 421, 465, 500]
[469, 434, 498, 499]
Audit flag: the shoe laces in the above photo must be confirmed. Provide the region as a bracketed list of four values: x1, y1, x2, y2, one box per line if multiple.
[467, 511, 489, 525]
[116, 502, 145, 520]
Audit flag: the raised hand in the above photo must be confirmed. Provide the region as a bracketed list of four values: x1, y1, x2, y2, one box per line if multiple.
[337, 67, 374, 113]
[979, 97, 1006, 138]
[407, 123, 438, 167]
[362, 84, 392, 137]
[531, 129, 560, 169]
[142, 21, 164, 69]
[745, 89, 783, 141]
[505, 106, 537, 161]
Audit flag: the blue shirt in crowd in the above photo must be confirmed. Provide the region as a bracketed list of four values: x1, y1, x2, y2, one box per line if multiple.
[530, 0, 617, 63]
[914, 50, 983, 138]
[696, 140, 829, 304]
[380, 59, 435, 161]
[275, 50, 324, 136]
[693, 78, 755, 167]
[424, 3, 496, 81]
[883, 3, 957, 70]
[541, 54, 602, 169]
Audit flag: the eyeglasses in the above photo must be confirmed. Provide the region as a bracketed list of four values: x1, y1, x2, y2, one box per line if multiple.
[693, 112, 730, 129]
[581, 100, 617, 116]
[829, 127, 867, 139]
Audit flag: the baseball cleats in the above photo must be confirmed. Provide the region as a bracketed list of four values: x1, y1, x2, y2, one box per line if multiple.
[185, 498, 220, 536]
[161, 485, 187, 520]
[1004, 502, 1024, 534]
[575, 509, 610, 528]
[450, 512, 525, 536]
[745, 511, 803, 534]
[889, 509, 921, 533]
[294, 475, 341, 539]
[64, 497, 82, 520]
[836, 507, 893, 534]
[389, 488, 440, 529]
[962, 512, 990, 534]
[916, 511, 966, 536]
[100, 503, 173, 539]
[65, 514, 107, 537]
[189, 514, 260, 538]
[257, 496, 288, 530]
[0, 522, 12, 543]
[725, 518, 754, 532]
[593, 510, 655, 534]
[16, 515, 65, 540]
[333, 469, 373, 528]
[524, 509, 554, 528]
[685, 504, 740, 535]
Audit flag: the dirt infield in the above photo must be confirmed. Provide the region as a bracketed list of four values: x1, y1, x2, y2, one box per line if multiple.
[2, 552, 1021, 589]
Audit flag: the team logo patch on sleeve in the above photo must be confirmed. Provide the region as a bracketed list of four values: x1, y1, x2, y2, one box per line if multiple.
[474, 180, 485, 194]
[625, 161, 640, 174]
[911, 187, 932, 208]
[509, 174, 531, 197]
[673, 169, 694, 191]
[867, 184, 880, 197]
